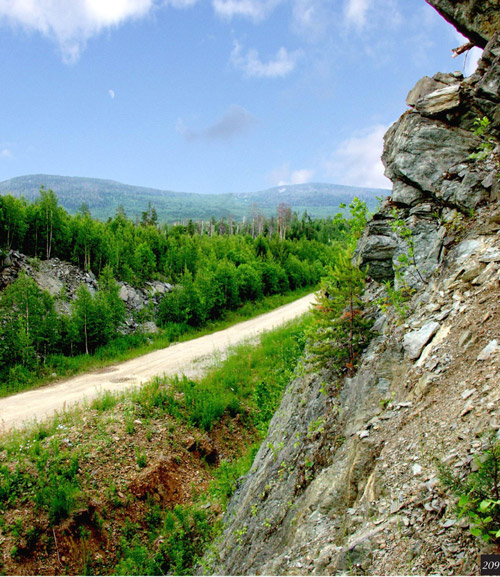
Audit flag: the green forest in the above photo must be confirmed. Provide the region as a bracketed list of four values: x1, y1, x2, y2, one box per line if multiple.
[0, 189, 368, 395]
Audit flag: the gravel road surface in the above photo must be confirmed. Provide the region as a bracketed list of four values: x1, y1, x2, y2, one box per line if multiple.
[0, 292, 316, 433]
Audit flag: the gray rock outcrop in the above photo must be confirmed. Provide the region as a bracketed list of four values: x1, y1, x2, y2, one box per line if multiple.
[356, 30, 500, 286]
[0, 250, 171, 330]
[0, 252, 99, 312]
[207, 184, 500, 577]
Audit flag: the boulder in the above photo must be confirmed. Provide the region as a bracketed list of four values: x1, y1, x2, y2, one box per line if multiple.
[355, 233, 397, 282]
[403, 321, 440, 360]
[356, 234, 398, 262]
[147, 280, 172, 295]
[433, 71, 465, 85]
[406, 76, 447, 107]
[383, 113, 480, 199]
[414, 84, 461, 116]
[391, 181, 426, 207]
[439, 171, 490, 209]
[119, 283, 143, 309]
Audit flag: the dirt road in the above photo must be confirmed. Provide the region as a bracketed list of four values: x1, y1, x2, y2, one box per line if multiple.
[0, 293, 316, 433]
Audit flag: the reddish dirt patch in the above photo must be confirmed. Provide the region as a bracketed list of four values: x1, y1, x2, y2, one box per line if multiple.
[1, 400, 259, 576]
[129, 456, 187, 504]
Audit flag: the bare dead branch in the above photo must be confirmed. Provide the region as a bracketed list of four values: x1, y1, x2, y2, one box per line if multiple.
[452, 41, 475, 58]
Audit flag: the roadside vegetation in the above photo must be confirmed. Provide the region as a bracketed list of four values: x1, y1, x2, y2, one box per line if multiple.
[0, 190, 358, 396]
[0, 318, 308, 576]
[0, 282, 312, 398]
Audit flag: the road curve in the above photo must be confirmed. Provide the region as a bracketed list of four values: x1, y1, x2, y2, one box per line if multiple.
[0, 292, 316, 434]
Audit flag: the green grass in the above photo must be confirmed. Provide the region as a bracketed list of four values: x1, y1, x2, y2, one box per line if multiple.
[0, 286, 315, 398]
[111, 315, 309, 436]
[109, 318, 310, 574]
[0, 314, 310, 575]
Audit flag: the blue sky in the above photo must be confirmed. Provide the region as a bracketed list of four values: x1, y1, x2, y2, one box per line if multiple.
[0, 0, 483, 194]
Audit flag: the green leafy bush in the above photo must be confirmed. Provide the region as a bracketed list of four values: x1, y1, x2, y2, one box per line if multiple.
[115, 505, 215, 576]
[390, 208, 427, 286]
[469, 116, 496, 161]
[439, 435, 500, 544]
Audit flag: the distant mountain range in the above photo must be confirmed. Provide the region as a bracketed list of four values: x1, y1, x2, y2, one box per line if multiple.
[0, 174, 389, 222]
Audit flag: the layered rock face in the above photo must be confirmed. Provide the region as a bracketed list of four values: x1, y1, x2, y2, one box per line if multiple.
[207, 207, 500, 574]
[205, 3, 500, 576]
[356, 29, 500, 287]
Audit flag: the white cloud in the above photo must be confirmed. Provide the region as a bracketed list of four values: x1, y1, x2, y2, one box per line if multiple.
[0, 0, 197, 62]
[291, 0, 331, 41]
[212, 0, 282, 21]
[269, 163, 315, 186]
[177, 105, 257, 142]
[343, 0, 401, 33]
[323, 125, 391, 189]
[231, 41, 301, 78]
[343, 0, 371, 29]
[1, 148, 13, 159]
[289, 168, 315, 185]
[108, 89, 115, 99]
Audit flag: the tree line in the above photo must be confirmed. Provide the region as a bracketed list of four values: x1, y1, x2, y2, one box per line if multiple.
[0, 190, 351, 285]
[0, 189, 365, 393]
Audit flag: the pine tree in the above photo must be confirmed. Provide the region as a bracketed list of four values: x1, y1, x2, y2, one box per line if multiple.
[309, 251, 372, 376]
[308, 199, 372, 376]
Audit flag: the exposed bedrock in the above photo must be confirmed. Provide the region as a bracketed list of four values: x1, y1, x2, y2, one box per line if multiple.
[356, 33, 500, 285]
[204, 6, 500, 576]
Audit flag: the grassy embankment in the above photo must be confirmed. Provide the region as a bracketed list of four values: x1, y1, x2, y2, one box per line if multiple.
[0, 315, 310, 575]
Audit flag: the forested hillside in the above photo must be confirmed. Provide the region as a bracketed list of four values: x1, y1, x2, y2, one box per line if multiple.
[0, 189, 367, 396]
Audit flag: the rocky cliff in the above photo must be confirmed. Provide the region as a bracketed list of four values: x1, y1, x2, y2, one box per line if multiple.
[0, 251, 171, 332]
[205, 3, 500, 575]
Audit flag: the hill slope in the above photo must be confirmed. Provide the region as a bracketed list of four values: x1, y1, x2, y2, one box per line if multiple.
[0, 174, 386, 222]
